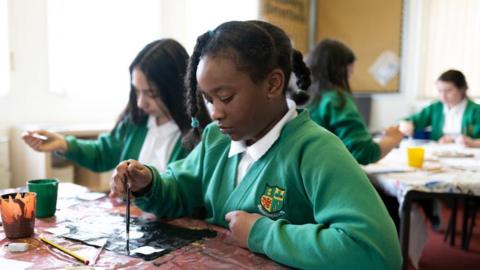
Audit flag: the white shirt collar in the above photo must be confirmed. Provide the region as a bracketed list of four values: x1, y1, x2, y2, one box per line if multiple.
[228, 99, 297, 161]
[147, 116, 178, 135]
[443, 98, 467, 114]
[138, 116, 181, 172]
[147, 115, 156, 128]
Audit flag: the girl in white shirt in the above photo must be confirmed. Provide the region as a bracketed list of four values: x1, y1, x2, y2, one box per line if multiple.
[400, 69, 480, 147]
[22, 39, 211, 173]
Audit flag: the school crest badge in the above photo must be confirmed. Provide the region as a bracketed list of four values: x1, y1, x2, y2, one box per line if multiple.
[258, 185, 285, 218]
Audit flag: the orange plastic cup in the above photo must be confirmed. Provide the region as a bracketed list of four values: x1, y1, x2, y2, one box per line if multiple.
[407, 147, 425, 168]
[0, 192, 36, 239]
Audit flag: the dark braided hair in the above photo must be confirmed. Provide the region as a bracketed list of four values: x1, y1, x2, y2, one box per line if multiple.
[184, 21, 312, 145]
[306, 39, 355, 108]
[248, 20, 311, 105]
[183, 32, 213, 149]
[290, 49, 311, 105]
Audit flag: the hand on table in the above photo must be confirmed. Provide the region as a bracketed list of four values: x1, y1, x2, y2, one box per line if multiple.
[455, 135, 478, 147]
[225, 210, 263, 248]
[439, 135, 455, 144]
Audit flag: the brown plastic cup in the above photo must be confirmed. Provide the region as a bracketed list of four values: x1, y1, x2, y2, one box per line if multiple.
[0, 192, 36, 239]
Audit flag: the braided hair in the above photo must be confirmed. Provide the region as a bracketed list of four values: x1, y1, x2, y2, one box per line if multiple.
[184, 21, 312, 145]
[183, 32, 214, 149]
[248, 20, 311, 105]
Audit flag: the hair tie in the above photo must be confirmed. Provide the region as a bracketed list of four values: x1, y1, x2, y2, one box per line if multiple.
[297, 89, 306, 94]
[208, 30, 214, 37]
[191, 117, 200, 128]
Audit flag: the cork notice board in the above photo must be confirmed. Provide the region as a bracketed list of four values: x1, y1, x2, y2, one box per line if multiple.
[259, 0, 310, 54]
[316, 0, 403, 93]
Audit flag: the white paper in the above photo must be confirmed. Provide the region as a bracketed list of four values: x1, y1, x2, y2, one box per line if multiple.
[57, 198, 81, 208]
[368, 50, 400, 86]
[0, 258, 33, 270]
[131, 246, 165, 255]
[44, 226, 70, 236]
[77, 192, 106, 201]
[129, 231, 144, 240]
[89, 238, 108, 247]
[58, 183, 89, 198]
[123, 230, 144, 240]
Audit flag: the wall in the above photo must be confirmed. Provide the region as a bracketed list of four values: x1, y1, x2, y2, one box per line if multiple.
[259, 0, 310, 54]
[316, 0, 402, 93]
[0, 0, 433, 135]
[0, 0, 139, 137]
[369, 0, 428, 131]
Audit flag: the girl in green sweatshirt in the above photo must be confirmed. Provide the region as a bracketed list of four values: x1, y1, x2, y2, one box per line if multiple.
[399, 69, 480, 147]
[110, 21, 402, 270]
[22, 39, 211, 172]
[305, 39, 403, 165]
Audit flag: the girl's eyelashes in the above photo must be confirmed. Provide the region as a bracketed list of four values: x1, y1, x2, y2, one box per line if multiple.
[201, 92, 233, 104]
[134, 88, 156, 98]
[219, 95, 233, 103]
[145, 90, 156, 98]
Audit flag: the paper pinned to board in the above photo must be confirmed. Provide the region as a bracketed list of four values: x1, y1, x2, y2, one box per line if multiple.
[368, 50, 400, 87]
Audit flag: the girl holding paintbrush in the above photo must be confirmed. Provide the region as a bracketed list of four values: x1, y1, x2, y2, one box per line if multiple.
[22, 39, 211, 172]
[111, 21, 401, 269]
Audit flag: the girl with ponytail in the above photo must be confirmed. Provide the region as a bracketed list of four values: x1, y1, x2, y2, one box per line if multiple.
[306, 39, 403, 165]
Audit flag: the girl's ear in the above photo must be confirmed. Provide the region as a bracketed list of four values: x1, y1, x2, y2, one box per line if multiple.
[266, 69, 285, 99]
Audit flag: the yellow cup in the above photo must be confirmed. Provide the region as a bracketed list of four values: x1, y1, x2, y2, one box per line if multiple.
[407, 147, 425, 168]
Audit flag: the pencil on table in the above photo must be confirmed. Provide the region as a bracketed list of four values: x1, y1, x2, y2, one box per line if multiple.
[40, 235, 89, 265]
[91, 239, 107, 266]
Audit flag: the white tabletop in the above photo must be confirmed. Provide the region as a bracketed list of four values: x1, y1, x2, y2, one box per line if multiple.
[364, 140, 480, 209]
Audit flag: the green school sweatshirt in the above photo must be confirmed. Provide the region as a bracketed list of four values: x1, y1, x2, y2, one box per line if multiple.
[406, 99, 480, 140]
[135, 110, 402, 270]
[62, 117, 188, 172]
[308, 90, 381, 165]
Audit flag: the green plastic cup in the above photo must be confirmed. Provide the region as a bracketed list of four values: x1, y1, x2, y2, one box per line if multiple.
[27, 179, 59, 218]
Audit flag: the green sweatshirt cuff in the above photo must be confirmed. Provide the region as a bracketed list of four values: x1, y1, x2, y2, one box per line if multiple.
[132, 166, 159, 212]
[135, 165, 161, 200]
[247, 216, 274, 254]
[62, 135, 78, 159]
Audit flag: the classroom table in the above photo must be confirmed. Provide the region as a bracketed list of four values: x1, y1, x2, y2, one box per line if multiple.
[364, 141, 480, 270]
[0, 183, 287, 269]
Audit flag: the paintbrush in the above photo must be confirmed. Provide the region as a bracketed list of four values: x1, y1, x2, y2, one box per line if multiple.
[124, 174, 130, 255]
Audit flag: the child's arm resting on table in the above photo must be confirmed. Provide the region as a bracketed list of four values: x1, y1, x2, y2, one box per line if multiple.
[246, 142, 402, 270]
